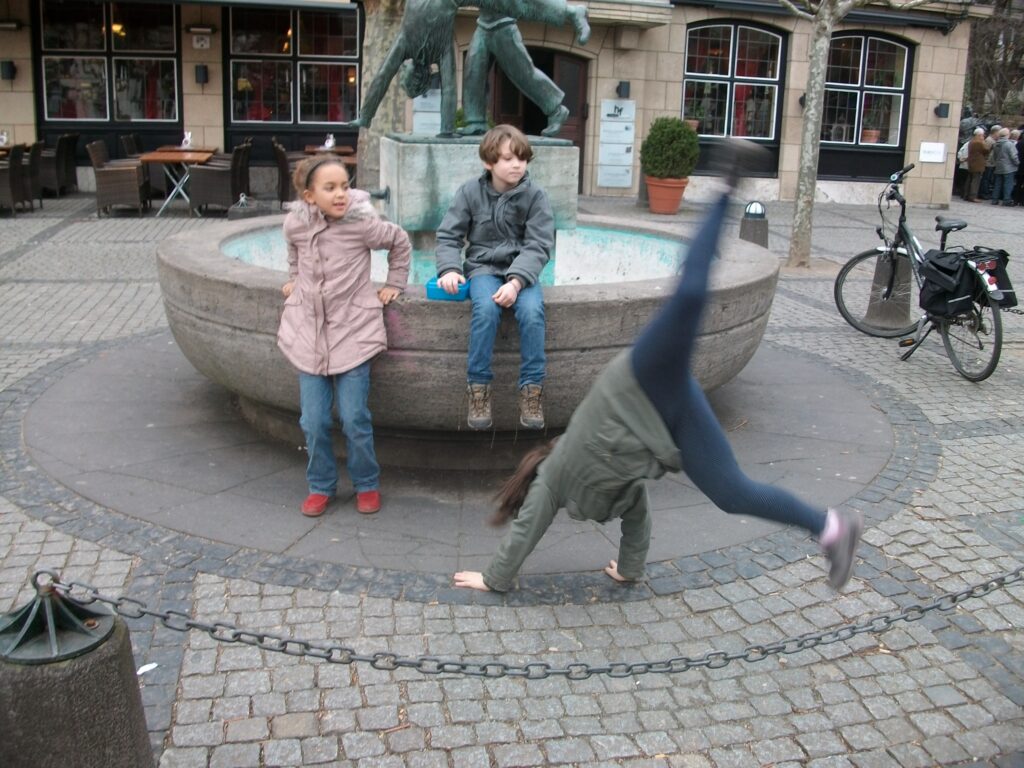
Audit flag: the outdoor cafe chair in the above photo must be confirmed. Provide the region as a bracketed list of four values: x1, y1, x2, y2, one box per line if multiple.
[188, 144, 246, 216]
[86, 140, 149, 217]
[0, 144, 25, 216]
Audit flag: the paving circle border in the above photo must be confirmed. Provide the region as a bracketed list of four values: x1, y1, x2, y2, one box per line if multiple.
[1, 331, 935, 606]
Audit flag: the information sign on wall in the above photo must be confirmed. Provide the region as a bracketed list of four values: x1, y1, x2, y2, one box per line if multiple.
[597, 98, 636, 188]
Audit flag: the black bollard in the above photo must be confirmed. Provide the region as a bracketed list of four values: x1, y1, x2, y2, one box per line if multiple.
[0, 572, 153, 768]
[739, 200, 769, 249]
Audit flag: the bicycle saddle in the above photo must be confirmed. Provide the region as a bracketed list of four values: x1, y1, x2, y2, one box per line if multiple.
[935, 216, 967, 233]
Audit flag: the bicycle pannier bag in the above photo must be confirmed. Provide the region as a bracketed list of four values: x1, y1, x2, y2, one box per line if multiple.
[970, 246, 1017, 308]
[919, 249, 974, 317]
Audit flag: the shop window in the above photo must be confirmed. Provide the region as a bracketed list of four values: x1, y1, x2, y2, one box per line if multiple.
[299, 63, 358, 123]
[39, 0, 178, 124]
[41, 0, 105, 51]
[43, 56, 108, 120]
[232, 60, 293, 123]
[228, 5, 361, 127]
[113, 58, 177, 121]
[823, 35, 908, 147]
[231, 7, 292, 56]
[110, 2, 174, 52]
[299, 11, 358, 57]
[683, 24, 782, 140]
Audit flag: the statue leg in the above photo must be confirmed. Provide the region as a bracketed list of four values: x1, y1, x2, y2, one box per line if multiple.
[458, 29, 491, 136]
[490, 26, 567, 135]
[438, 44, 457, 137]
[348, 36, 408, 129]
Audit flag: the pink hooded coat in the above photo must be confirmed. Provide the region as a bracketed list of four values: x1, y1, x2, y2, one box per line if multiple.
[277, 189, 411, 376]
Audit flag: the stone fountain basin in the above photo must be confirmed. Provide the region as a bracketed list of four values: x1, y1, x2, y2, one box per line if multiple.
[156, 214, 779, 468]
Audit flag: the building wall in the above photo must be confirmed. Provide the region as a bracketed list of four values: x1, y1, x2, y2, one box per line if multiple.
[179, 4, 224, 152]
[455, 6, 968, 206]
[0, 1, 969, 206]
[0, 0, 34, 146]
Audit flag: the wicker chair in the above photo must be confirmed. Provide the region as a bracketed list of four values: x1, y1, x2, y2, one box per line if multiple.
[40, 133, 74, 196]
[0, 144, 25, 216]
[85, 140, 148, 217]
[21, 141, 44, 210]
[118, 132, 163, 197]
[273, 141, 297, 209]
[188, 144, 245, 216]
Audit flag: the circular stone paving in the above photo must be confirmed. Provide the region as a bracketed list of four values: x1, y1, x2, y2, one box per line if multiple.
[21, 329, 894, 603]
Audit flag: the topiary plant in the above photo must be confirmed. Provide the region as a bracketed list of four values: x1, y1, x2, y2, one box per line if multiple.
[640, 117, 700, 179]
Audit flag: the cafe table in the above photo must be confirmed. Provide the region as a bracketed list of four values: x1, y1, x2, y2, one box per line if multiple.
[139, 150, 214, 217]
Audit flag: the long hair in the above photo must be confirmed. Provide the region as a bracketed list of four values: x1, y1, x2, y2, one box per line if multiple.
[490, 439, 556, 526]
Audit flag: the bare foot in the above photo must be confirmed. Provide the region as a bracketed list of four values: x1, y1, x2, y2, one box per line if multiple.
[453, 571, 490, 591]
[603, 560, 630, 582]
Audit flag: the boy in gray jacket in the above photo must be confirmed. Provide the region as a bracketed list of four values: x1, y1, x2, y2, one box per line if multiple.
[435, 124, 555, 430]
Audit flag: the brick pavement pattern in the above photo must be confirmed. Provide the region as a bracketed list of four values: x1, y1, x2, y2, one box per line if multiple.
[1, 194, 1023, 767]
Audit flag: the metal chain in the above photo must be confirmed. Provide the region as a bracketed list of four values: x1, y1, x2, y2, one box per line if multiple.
[36, 565, 1023, 679]
[1001, 306, 1024, 316]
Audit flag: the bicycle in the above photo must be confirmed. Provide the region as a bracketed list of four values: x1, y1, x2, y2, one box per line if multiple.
[833, 164, 1004, 382]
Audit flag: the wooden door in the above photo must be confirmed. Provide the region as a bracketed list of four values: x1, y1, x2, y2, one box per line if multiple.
[488, 49, 588, 189]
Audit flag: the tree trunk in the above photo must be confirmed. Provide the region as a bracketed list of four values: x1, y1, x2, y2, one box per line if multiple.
[787, 9, 836, 268]
[358, 0, 407, 191]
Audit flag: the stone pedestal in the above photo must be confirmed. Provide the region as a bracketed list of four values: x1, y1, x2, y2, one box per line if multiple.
[379, 133, 579, 232]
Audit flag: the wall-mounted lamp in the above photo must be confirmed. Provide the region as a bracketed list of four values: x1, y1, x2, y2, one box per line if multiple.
[615, 80, 630, 99]
[0, 60, 16, 81]
[0, 19, 23, 31]
[185, 24, 216, 34]
[933, 102, 950, 119]
[798, 93, 806, 109]
[195, 64, 209, 85]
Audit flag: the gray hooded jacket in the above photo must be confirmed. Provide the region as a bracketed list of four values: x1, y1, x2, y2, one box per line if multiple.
[435, 171, 554, 288]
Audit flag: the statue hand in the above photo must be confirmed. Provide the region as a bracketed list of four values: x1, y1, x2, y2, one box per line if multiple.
[571, 5, 590, 45]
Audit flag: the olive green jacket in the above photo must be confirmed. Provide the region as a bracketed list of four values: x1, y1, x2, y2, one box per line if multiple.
[482, 351, 682, 592]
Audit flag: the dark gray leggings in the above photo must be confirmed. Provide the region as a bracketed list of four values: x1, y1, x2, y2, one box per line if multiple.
[630, 194, 825, 535]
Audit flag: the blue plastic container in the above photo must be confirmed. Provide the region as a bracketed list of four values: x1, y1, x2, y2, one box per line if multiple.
[425, 277, 469, 301]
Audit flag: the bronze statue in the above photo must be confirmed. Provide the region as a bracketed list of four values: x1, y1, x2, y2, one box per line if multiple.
[344, 0, 589, 138]
[459, 4, 589, 137]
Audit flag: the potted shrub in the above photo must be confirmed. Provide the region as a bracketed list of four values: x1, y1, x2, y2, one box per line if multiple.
[640, 116, 700, 214]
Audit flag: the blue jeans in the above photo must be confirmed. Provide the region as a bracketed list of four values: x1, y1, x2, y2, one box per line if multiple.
[467, 273, 546, 388]
[299, 364, 379, 496]
[993, 173, 1016, 205]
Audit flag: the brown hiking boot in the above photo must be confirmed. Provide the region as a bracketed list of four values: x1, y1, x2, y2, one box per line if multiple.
[518, 384, 545, 429]
[467, 384, 492, 430]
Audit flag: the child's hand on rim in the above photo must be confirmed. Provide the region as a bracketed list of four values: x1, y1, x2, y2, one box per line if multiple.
[378, 286, 401, 305]
[282, 281, 294, 298]
[453, 571, 490, 591]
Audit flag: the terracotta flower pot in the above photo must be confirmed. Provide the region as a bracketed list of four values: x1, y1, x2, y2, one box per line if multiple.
[645, 175, 689, 215]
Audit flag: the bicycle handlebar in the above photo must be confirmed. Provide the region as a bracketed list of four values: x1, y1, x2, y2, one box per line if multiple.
[889, 163, 915, 183]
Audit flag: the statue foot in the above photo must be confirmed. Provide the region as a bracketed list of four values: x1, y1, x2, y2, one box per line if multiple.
[571, 5, 591, 46]
[341, 118, 369, 129]
[457, 123, 488, 136]
[541, 106, 570, 137]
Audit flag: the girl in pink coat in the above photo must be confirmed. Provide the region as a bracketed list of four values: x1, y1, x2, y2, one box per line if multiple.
[278, 155, 411, 517]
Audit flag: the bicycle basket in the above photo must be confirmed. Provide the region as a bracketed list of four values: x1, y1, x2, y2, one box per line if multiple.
[919, 249, 975, 317]
[970, 246, 1017, 308]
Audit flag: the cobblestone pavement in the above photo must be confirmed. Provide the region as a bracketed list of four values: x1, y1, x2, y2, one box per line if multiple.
[1, 193, 1023, 768]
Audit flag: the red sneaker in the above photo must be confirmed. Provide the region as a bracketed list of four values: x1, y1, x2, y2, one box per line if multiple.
[301, 493, 331, 517]
[356, 490, 381, 515]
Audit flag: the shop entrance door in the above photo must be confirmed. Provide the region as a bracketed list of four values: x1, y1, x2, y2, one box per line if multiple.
[490, 49, 587, 189]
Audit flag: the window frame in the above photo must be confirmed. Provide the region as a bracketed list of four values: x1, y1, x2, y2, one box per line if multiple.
[682, 21, 783, 143]
[226, 5, 362, 129]
[37, 0, 180, 125]
[822, 33, 910, 149]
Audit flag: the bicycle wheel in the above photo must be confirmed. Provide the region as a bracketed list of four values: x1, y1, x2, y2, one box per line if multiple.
[834, 248, 921, 338]
[941, 287, 1002, 382]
